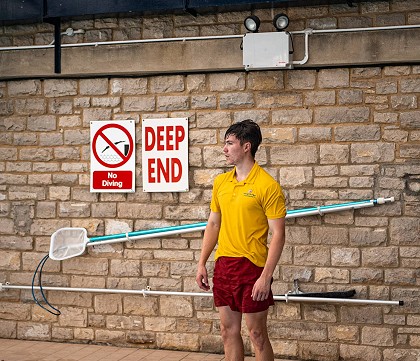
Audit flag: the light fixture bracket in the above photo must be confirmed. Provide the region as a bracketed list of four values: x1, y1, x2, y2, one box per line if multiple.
[242, 32, 293, 70]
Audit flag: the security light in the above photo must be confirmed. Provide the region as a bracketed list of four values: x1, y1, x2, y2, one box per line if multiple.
[244, 15, 261, 33]
[273, 13, 289, 31]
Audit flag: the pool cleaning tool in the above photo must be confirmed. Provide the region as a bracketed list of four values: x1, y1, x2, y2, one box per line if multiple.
[1, 283, 403, 306]
[49, 197, 394, 261]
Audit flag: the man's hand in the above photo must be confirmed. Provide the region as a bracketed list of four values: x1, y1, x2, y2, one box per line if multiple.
[251, 276, 271, 301]
[196, 264, 210, 291]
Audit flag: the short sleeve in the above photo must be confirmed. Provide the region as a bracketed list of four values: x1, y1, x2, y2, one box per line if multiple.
[263, 182, 286, 219]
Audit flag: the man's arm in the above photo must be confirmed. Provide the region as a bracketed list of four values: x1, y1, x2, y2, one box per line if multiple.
[196, 211, 221, 291]
[251, 217, 286, 301]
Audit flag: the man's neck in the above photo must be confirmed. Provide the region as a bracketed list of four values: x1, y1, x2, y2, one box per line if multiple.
[235, 158, 255, 182]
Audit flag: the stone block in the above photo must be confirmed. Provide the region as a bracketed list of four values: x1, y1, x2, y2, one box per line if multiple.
[74, 327, 94, 340]
[320, 144, 349, 164]
[62, 257, 108, 275]
[299, 127, 332, 142]
[328, 325, 359, 342]
[124, 295, 159, 316]
[390, 217, 419, 245]
[110, 259, 140, 277]
[0, 248, 21, 270]
[300, 341, 339, 361]
[284, 225, 310, 245]
[270, 321, 327, 341]
[144, 317, 176, 332]
[362, 247, 399, 267]
[0, 302, 31, 320]
[150, 75, 185, 93]
[247, 71, 284, 91]
[340, 344, 381, 361]
[256, 92, 303, 108]
[350, 228, 387, 247]
[8, 80, 41, 96]
[314, 106, 369, 124]
[200, 334, 224, 353]
[219, 92, 254, 109]
[362, 326, 394, 346]
[160, 296, 193, 317]
[196, 111, 231, 128]
[27, 115, 56, 132]
[0, 320, 17, 338]
[335, 125, 381, 141]
[271, 145, 318, 165]
[123, 96, 156, 112]
[157, 95, 189, 111]
[79, 78, 108, 95]
[52, 326, 73, 340]
[287, 70, 316, 89]
[263, 127, 296, 144]
[107, 315, 143, 330]
[17, 322, 50, 340]
[111, 78, 148, 95]
[117, 203, 162, 219]
[314, 268, 349, 283]
[59, 202, 90, 217]
[95, 329, 125, 343]
[351, 268, 383, 284]
[126, 330, 155, 345]
[331, 247, 360, 267]
[272, 109, 312, 125]
[294, 246, 330, 266]
[209, 72, 245, 91]
[191, 94, 217, 109]
[340, 306, 382, 324]
[44, 79, 78, 97]
[385, 269, 416, 285]
[311, 226, 348, 245]
[156, 332, 199, 351]
[338, 89, 364, 104]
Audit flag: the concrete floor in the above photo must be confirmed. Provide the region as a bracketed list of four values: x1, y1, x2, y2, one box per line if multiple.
[0, 338, 298, 361]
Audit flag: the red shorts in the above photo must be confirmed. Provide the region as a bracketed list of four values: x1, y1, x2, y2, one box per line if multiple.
[213, 256, 274, 313]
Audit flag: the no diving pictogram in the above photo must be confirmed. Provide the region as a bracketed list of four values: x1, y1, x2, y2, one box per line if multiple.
[92, 123, 134, 168]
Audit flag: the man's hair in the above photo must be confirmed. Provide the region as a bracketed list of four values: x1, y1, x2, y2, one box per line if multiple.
[224, 119, 262, 158]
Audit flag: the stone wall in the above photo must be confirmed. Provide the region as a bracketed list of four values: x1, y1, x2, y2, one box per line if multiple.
[1, 1, 420, 361]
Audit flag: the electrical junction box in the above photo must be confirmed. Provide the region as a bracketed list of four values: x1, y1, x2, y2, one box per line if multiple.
[243, 32, 293, 70]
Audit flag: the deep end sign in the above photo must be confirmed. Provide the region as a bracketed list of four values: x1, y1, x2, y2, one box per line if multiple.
[142, 118, 189, 192]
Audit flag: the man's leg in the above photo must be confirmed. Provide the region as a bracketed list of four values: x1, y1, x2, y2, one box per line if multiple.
[244, 309, 274, 361]
[218, 306, 244, 361]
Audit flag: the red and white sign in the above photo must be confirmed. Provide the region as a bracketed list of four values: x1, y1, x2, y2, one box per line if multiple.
[142, 118, 189, 192]
[90, 120, 136, 193]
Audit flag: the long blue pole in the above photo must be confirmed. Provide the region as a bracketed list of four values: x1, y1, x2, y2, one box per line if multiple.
[88, 197, 394, 244]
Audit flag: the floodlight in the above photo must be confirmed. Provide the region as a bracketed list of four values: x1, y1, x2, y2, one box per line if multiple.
[244, 15, 261, 33]
[273, 13, 289, 31]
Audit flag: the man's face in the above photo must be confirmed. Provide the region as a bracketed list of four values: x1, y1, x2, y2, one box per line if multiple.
[223, 134, 249, 165]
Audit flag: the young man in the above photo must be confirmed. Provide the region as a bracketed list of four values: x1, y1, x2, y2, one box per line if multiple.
[196, 119, 286, 361]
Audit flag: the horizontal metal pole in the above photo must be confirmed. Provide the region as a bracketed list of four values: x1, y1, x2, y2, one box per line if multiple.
[1, 284, 403, 306]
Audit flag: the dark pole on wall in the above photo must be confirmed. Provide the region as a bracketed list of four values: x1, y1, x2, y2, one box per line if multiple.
[52, 17, 61, 74]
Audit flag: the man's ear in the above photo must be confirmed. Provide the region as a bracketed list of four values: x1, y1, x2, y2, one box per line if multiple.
[244, 142, 251, 153]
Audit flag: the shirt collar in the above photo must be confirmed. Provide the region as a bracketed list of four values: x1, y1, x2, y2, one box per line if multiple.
[227, 162, 259, 185]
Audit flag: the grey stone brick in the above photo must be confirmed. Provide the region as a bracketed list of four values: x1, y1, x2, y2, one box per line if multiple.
[314, 106, 370, 124]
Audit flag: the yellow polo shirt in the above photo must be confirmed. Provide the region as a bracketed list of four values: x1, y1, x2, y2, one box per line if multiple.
[211, 162, 286, 267]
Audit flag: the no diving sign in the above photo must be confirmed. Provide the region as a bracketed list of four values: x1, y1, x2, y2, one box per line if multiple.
[90, 120, 135, 193]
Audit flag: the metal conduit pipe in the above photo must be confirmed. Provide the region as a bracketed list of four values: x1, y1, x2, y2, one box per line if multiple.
[0, 34, 243, 52]
[0, 283, 403, 306]
[0, 24, 419, 52]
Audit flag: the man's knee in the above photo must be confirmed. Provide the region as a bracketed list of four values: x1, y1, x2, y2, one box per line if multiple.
[248, 328, 268, 351]
[220, 323, 241, 340]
